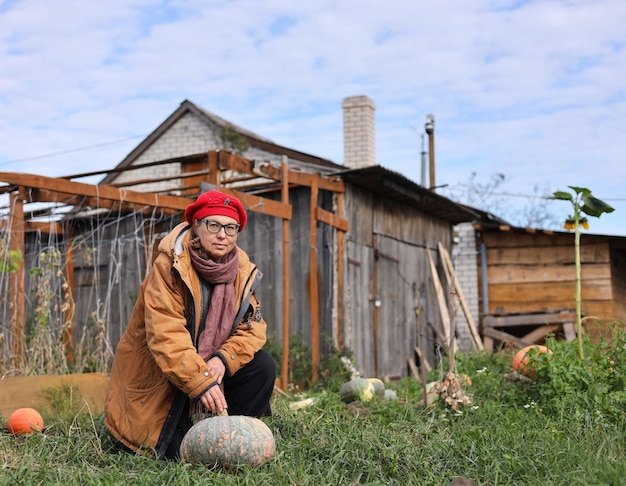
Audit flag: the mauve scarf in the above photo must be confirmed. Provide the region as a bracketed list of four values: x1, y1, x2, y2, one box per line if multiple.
[188, 239, 239, 415]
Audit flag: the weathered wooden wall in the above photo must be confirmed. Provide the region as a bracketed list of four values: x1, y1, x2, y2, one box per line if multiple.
[610, 246, 626, 322]
[478, 229, 626, 342]
[344, 185, 452, 378]
[236, 187, 336, 357]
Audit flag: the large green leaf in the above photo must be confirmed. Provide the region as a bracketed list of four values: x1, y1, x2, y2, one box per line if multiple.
[580, 195, 615, 217]
[552, 191, 573, 201]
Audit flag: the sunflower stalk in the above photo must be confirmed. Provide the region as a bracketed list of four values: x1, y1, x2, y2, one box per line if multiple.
[551, 186, 614, 360]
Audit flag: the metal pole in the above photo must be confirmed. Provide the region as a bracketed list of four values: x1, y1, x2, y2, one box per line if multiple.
[425, 114, 435, 190]
[420, 134, 427, 187]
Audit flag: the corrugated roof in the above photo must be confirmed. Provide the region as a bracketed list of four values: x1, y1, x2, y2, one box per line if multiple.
[333, 165, 479, 224]
[474, 219, 626, 246]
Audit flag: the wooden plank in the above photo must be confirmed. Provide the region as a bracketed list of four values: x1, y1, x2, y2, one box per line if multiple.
[521, 324, 562, 343]
[483, 311, 577, 328]
[414, 346, 432, 373]
[256, 161, 345, 193]
[0, 172, 189, 211]
[336, 192, 345, 350]
[426, 247, 456, 351]
[9, 193, 25, 368]
[309, 180, 320, 382]
[487, 299, 608, 318]
[481, 231, 571, 248]
[0, 373, 109, 418]
[315, 207, 349, 232]
[218, 151, 257, 175]
[61, 152, 210, 180]
[488, 280, 611, 303]
[219, 187, 292, 220]
[482, 327, 532, 348]
[407, 358, 420, 380]
[487, 263, 610, 285]
[486, 243, 610, 265]
[438, 242, 484, 351]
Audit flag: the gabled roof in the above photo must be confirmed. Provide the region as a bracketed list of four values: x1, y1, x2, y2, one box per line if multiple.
[333, 165, 479, 224]
[100, 100, 341, 185]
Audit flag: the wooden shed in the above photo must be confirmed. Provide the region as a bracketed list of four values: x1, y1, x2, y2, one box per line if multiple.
[474, 221, 626, 349]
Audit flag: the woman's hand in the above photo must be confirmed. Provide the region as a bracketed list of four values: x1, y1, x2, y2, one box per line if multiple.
[206, 356, 226, 384]
[199, 356, 228, 414]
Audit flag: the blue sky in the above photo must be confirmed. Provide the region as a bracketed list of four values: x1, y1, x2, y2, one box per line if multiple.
[1, 0, 625, 235]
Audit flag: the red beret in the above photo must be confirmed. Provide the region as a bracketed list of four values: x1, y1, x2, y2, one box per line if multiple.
[185, 190, 247, 231]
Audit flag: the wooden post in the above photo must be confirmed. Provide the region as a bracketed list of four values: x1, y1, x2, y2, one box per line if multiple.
[372, 234, 380, 377]
[309, 180, 320, 383]
[208, 151, 220, 187]
[280, 158, 291, 390]
[336, 192, 345, 350]
[9, 192, 25, 369]
[63, 228, 77, 363]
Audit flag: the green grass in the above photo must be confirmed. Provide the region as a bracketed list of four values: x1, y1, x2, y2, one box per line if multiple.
[2, 338, 626, 486]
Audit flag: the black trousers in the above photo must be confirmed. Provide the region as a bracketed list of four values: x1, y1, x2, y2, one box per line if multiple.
[164, 349, 276, 459]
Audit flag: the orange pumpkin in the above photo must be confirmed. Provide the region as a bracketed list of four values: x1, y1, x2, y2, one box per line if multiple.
[512, 345, 552, 377]
[7, 407, 44, 436]
[180, 414, 275, 468]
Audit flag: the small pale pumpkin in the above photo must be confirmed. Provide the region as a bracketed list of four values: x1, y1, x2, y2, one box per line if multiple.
[180, 414, 275, 468]
[512, 345, 553, 377]
[7, 407, 44, 436]
[340, 377, 376, 403]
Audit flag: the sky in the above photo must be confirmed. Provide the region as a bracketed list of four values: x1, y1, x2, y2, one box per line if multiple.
[1, 0, 625, 235]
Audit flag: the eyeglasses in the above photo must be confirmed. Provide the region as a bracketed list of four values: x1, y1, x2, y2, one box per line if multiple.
[200, 219, 240, 236]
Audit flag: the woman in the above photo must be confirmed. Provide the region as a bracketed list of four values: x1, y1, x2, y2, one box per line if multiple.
[104, 190, 276, 459]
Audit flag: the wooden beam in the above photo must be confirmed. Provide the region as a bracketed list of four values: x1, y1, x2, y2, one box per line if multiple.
[372, 234, 380, 377]
[521, 324, 561, 343]
[427, 246, 452, 346]
[483, 310, 577, 328]
[414, 346, 432, 373]
[0, 172, 190, 211]
[256, 162, 345, 193]
[438, 242, 484, 351]
[64, 231, 76, 363]
[335, 192, 345, 350]
[218, 151, 257, 176]
[9, 192, 25, 369]
[24, 188, 182, 217]
[61, 152, 210, 180]
[315, 207, 349, 231]
[309, 179, 320, 383]
[25, 221, 65, 235]
[482, 327, 532, 348]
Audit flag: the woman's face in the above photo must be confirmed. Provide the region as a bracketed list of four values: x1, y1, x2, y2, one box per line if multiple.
[194, 215, 239, 261]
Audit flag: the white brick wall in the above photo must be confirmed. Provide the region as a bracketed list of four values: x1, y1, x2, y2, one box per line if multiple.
[451, 222, 480, 352]
[115, 113, 222, 193]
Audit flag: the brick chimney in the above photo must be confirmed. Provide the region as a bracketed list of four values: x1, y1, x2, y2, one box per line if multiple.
[342, 95, 376, 168]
